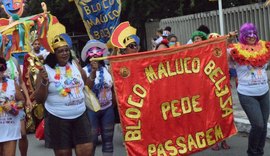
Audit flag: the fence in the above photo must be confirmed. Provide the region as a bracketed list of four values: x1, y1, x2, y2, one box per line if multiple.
[145, 3, 270, 50]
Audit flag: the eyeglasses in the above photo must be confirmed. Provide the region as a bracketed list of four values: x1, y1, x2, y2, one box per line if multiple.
[127, 43, 138, 49]
[56, 48, 70, 55]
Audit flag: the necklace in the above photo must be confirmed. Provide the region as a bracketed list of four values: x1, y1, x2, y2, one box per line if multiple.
[0, 77, 8, 113]
[230, 40, 270, 67]
[54, 64, 72, 96]
[1, 77, 8, 92]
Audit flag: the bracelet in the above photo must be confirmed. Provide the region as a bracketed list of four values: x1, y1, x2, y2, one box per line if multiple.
[89, 76, 95, 81]
[41, 80, 49, 86]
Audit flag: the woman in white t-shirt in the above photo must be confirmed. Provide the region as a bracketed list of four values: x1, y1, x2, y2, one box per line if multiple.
[81, 40, 114, 156]
[0, 57, 25, 156]
[229, 23, 270, 156]
[34, 35, 93, 156]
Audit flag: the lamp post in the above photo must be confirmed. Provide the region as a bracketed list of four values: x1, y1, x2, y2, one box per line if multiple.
[210, 0, 224, 35]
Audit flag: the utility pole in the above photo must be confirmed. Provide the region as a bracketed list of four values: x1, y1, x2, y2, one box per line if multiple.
[209, 0, 224, 35]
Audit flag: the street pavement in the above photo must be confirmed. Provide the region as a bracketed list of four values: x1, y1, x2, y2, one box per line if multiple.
[15, 79, 270, 156]
[16, 129, 270, 156]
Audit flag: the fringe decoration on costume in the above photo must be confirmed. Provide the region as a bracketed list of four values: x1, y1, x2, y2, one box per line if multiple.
[230, 40, 270, 67]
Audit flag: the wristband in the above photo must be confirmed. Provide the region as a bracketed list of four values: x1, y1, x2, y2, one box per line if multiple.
[41, 80, 49, 86]
[8, 107, 19, 116]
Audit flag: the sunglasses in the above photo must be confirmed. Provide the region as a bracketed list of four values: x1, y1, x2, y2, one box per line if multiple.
[127, 43, 138, 49]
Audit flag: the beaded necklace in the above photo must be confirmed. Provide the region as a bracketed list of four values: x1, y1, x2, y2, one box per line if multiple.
[54, 64, 72, 96]
[0, 77, 8, 113]
[87, 64, 104, 97]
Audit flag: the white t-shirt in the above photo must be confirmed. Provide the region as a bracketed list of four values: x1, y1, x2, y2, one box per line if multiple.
[235, 63, 269, 96]
[83, 66, 113, 110]
[154, 36, 163, 45]
[44, 62, 86, 119]
[0, 79, 21, 142]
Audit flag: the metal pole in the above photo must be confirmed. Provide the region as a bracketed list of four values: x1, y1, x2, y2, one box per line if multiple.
[218, 0, 224, 35]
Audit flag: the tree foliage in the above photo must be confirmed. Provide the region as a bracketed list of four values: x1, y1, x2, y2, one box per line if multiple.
[20, 0, 266, 50]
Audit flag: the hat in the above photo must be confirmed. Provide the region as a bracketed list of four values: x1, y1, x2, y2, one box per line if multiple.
[130, 35, 140, 45]
[81, 40, 108, 62]
[51, 35, 68, 52]
[111, 21, 137, 49]
[162, 30, 169, 37]
[208, 33, 221, 39]
[191, 31, 207, 41]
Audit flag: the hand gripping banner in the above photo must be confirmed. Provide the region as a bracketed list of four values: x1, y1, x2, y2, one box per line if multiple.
[109, 36, 237, 156]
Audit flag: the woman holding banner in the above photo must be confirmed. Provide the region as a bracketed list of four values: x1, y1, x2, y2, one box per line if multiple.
[229, 23, 270, 156]
[81, 40, 114, 156]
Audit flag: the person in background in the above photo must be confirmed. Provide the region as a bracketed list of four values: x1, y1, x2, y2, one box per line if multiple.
[152, 28, 163, 48]
[191, 31, 207, 43]
[187, 25, 210, 44]
[81, 40, 114, 156]
[155, 39, 169, 50]
[229, 23, 270, 156]
[0, 56, 25, 156]
[163, 26, 172, 36]
[167, 34, 181, 47]
[23, 38, 46, 132]
[35, 35, 93, 156]
[5, 57, 31, 156]
[110, 22, 140, 55]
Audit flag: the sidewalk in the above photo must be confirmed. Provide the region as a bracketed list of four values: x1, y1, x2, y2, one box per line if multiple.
[231, 79, 270, 139]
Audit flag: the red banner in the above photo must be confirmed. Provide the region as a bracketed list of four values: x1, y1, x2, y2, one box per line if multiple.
[109, 37, 237, 156]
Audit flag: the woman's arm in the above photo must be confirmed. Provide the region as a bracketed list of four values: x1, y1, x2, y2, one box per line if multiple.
[12, 57, 32, 108]
[15, 82, 25, 103]
[35, 68, 49, 104]
[85, 61, 98, 89]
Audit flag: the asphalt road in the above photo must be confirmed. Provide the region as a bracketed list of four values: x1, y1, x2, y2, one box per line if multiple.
[16, 124, 270, 156]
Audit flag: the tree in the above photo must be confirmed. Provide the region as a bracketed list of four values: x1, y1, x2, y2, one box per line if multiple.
[22, 0, 265, 51]
[25, 0, 84, 34]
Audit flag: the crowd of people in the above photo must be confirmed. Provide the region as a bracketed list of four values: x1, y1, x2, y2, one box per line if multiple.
[0, 20, 269, 156]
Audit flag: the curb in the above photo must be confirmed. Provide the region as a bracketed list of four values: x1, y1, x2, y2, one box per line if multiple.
[234, 117, 270, 139]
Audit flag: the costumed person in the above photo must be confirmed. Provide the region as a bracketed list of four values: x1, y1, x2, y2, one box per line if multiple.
[0, 56, 25, 156]
[229, 23, 270, 156]
[35, 35, 93, 156]
[0, 2, 32, 156]
[187, 25, 210, 44]
[22, 32, 48, 133]
[110, 21, 140, 144]
[81, 40, 114, 156]
[191, 31, 207, 43]
[1, 37, 31, 156]
[110, 21, 140, 55]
